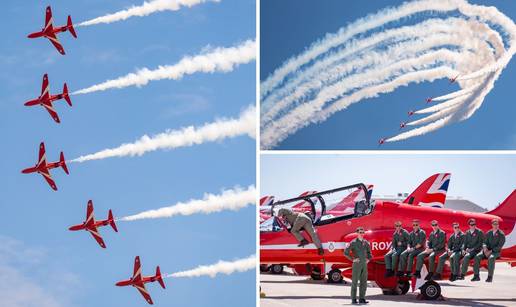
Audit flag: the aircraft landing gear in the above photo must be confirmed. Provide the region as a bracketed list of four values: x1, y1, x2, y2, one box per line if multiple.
[327, 269, 344, 283]
[310, 266, 324, 280]
[270, 264, 284, 274]
[419, 280, 441, 300]
[382, 280, 410, 295]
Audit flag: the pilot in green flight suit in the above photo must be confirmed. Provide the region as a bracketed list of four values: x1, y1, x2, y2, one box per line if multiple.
[435, 222, 464, 281]
[472, 219, 506, 282]
[416, 220, 446, 280]
[399, 219, 426, 277]
[344, 227, 372, 305]
[459, 218, 484, 280]
[277, 208, 324, 255]
[384, 221, 409, 277]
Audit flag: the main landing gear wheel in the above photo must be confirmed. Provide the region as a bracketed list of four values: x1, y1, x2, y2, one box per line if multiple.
[260, 265, 270, 273]
[270, 264, 284, 274]
[420, 280, 441, 300]
[327, 269, 344, 283]
[310, 267, 324, 280]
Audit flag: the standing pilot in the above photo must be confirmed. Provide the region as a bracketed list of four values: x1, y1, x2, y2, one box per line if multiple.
[416, 220, 446, 280]
[277, 208, 324, 255]
[472, 219, 505, 282]
[344, 227, 372, 305]
[434, 222, 464, 281]
[459, 218, 484, 280]
[399, 219, 426, 277]
[384, 221, 409, 277]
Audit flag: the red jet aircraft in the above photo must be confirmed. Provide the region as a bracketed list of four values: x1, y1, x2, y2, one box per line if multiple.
[116, 256, 166, 305]
[378, 138, 386, 146]
[69, 200, 118, 248]
[260, 182, 516, 300]
[426, 97, 433, 103]
[21, 142, 69, 191]
[24, 74, 72, 123]
[399, 122, 406, 130]
[28, 6, 77, 55]
[408, 110, 415, 116]
[449, 74, 460, 84]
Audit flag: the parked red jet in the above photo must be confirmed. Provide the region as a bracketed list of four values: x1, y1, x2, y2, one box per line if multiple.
[449, 74, 460, 84]
[21, 142, 69, 191]
[260, 183, 516, 300]
[27, 6, 77, 55]
[24, 74, 72, 123]
[68, 200, 118, 248]
[426, 97, 433, 103]
[116, 256, 166, 305]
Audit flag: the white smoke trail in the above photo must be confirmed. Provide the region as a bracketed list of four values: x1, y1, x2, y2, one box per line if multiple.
[73, 40, 256, 94]
[119, 185, 256, 221]
[165, 255, 255, 278]
[71, 105, 255, 162]
[77, 0, 220, 27]
[260, 0, 516, 148]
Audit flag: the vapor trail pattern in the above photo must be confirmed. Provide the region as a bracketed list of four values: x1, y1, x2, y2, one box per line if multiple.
[260, 0, 516, 148]
[165, 255, 255, 278]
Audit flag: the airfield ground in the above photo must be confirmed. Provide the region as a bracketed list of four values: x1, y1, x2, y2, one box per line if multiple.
[260, 263, 516, 307]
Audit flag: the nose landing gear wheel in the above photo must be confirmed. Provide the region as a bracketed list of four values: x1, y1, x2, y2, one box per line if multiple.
[327, 269, 343, 283]
[270, 264, 284, 274]
[420, 280, 441, 300]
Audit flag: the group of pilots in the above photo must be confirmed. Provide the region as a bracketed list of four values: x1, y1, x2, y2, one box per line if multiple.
[384, 218, 506, 283]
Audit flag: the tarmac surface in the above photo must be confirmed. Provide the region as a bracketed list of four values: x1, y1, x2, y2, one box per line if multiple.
[260, 263, 516, 307]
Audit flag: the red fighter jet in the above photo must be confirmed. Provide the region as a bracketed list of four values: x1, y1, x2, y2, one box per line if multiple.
[21, 142, 69, 191]
[260, 181, 516, 300]
[28, 6, 77, 55]
[426, 97, 433, 103]
[378, 138, 386, 146]
[399, 122, 407, 130]
[24, 74, 72, 123]
[68, 200, 118, 248]
[116, 256, 166, 305]
[449, 74, 460, 84]
[408, 110, 415, 116]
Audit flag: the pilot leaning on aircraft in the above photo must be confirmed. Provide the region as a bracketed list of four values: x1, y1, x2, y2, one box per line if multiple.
[472, 219, 506, 282]
[277, 208, 324, 255]
[435, 222, 464, 281]
[384, 221, 409, 277]
[417, 220, 446, 280]
[344, 227, 372, 305]
[459, 218, 485, 280]
[398, 219, 426, 277]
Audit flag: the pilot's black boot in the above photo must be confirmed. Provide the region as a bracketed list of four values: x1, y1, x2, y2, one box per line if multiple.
[396, 270, 404, 277]
[486, 276, 493, 282]
[471, 274, 480, 281]
[384, 269, 394, 277]
[317, 248, 324, 255]
[432, 273, 442, 280]
[359, 299, 369, 304]
[424, 272, 433, 280]
[448, 274, 455, 281]
[457, 274, 465, 280]
[298, 239, 309, 247]
[414, 270, 421, 278]
[351, 299, 358, 305]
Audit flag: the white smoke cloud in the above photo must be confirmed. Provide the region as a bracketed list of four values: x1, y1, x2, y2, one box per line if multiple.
[73, 40, 256, 94]
[77, 0, 220, 27]
[120, 185, 256, 221]
[166, 255, 255, 278]
[71, 105, 255, 162]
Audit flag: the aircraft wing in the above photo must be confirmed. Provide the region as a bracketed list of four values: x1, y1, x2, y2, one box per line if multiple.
[87, 226, 106, 248]
[133, 256, 142, 281]
[46, 32, 65, 55]
[37, 142, 46, 168]
[44, 6, 53, 31]
[86, 200, 94, 223]
[39, 168, 57, 191]
[43, 103, 61, 123]
[41, 74, 50, 100]
[135, 283, 154, 305]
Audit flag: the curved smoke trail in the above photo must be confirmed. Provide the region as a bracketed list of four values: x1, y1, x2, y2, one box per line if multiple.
[260, 0, 516, 149]
[77, 0, 220, 27]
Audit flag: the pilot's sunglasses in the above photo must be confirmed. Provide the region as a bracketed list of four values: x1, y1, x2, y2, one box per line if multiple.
[453, 226, 459, 229]
[395, 225, 401, 227]
[431, 224, 437, 226]
[470, 223, 476, 226]
[359, 231, 365, 234]
[413, 224, 419, 226]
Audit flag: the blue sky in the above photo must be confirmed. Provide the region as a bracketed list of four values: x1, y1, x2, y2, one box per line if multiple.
[0, 1, 255, 306]
[260, 0, 516, 150]
[261, 154, 516, 211]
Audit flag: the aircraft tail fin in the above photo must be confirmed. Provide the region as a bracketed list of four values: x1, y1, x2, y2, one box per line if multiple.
[487, 190, 516, 220]
[63, 83, 72, 106]
[108, 210, 118, 232]
[59, 152, 69, 174]
[67, 16, 77, 38]
[155, 266, 166, 289]
[403, 173, 450, 208]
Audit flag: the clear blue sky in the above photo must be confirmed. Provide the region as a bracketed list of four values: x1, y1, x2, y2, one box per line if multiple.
[0, 0, 255, 306]
[260, 0, 516, 150]
[261, 154, 516, 211]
